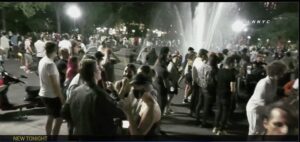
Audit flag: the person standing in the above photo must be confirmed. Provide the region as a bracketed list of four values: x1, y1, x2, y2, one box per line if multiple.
[153, 46, 172, 115]
[0, 32, 10, 60]
[34, 36, 46, 63]
[10, 32, 19, 59]
[58, 34, 72, 54]
[61, 59, 122, 136]
[24, 36, 34, 73]
[192, 49, 213, 127]
[38, 42, 65, 135]
[212, 56, 237, 135]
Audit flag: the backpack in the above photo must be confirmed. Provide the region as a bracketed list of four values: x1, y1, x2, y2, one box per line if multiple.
[199, 64, 214, 89]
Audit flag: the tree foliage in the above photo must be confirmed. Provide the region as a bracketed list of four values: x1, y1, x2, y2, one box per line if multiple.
[256, 12, 299, 42]
[0, 2, 49, 18]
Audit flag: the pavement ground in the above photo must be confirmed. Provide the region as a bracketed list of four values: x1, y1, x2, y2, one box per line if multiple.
[0, 52, 249, 136]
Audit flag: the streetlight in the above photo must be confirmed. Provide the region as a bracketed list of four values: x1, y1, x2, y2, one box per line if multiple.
[232, 20, 247, 33]
[66, 5, 82, 31]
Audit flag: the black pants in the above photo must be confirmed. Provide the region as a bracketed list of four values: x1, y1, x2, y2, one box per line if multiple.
[214, 96, 231, 130]
[158, 87, 168, 115]
[196, 87, 213, 123]
[190, 84, 199, 114]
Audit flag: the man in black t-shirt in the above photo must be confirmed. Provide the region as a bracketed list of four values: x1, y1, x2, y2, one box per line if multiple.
[56, 48, 69, 89]
[153, 46, 171, 115]
[213, 56, 237, 135]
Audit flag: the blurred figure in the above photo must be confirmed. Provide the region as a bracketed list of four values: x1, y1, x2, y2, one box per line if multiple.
[153, 46, 172, 115]
[34, 35, 46, 63]
[56, 49, 69, 89]
[165, 53, 181, 115]
[246, 61, 287, 135]
[58, 34, 72, 54]
[61, 59, 122, 136]
[24, 36, 33, 73]
[114, 64, 137, 99]
[65, 56, 79, 88]
[178, 47, 196, 104]
[119, 73, 161, 135]
[212, 56, 237, 135]
[0, 32, 10, 60]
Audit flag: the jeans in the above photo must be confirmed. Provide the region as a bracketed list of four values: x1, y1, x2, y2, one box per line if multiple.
[196, 87, 213, 123]
[214, 96, 231, 130]
[190, 84, 199, 114]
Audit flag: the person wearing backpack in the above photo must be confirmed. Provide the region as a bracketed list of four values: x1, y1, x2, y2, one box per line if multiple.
[192, 49, 213, 127]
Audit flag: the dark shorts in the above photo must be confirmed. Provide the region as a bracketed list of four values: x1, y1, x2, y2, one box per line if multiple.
[41, 97, 62, 118]
[185, 74, 193, 85]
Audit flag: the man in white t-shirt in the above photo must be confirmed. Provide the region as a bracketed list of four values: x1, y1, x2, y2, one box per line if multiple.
[38, 42, 65, 135]
[24, 37, 33, 73]
[0, 32, 10, 60]
[34, 37, 46, 62]
[246, 61, 287, 135]
[58, 34, 72, 54]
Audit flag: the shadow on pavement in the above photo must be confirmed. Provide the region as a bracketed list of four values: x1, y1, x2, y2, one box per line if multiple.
[0, 107, 45, 122]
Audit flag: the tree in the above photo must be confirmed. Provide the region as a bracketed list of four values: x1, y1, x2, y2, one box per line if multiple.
[256, 12, 299, 42]
[0, 2, 49, 31]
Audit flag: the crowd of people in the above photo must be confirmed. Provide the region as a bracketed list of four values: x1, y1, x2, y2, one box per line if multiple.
[0, 30, 299, 137]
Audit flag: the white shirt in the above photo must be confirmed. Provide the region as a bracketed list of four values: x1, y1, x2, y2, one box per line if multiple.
[192, 57, 204, 85]
[38, 56, 60, 98]
[246, 76, 277, 111]
[80, 43, 87, 53]
[58, 40, 72, 53]
[293, 78, 298, 90]
[34, 40, 46, 57]
[25, 39, 32, 54]
[0, 36, 9, 49]
[66, 74, 83, 100]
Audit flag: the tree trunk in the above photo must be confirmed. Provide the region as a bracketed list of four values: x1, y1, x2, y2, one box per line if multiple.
[55, 4, 61, 33]
[1, 9, 6, 31]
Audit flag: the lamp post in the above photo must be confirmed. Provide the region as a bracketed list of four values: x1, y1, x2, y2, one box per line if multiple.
[66, 5, 82, 32]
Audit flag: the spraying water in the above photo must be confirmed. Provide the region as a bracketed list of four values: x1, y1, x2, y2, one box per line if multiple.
[176, 2, 239, 54]
[139, 2, 239, 60]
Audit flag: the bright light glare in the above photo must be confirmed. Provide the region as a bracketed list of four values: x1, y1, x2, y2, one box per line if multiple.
[247, 36, 251, 39]
[67, 5, 81, 19]
[232, 20, 247, 32]
[122, 120, 129, 128]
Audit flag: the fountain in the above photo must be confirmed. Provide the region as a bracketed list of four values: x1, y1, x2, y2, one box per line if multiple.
[175, 2, 239, 54]
[138, 2, 239, 62]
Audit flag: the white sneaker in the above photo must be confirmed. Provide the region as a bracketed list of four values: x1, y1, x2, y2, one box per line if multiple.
[212, 127, 218, 134]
